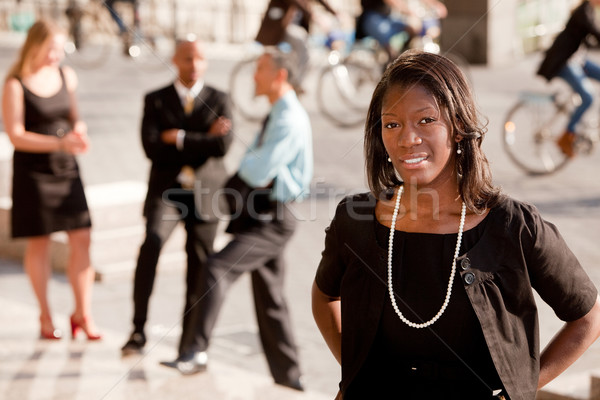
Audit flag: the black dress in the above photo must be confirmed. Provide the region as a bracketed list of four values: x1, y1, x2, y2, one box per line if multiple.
[11, 69, 91, 238]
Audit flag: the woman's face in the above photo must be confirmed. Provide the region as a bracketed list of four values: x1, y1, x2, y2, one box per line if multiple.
[32, 33, 66, 69]
[381, 83, 457, 188]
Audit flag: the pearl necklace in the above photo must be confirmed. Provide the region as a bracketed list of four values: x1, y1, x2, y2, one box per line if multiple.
[387, 186, 466, 329]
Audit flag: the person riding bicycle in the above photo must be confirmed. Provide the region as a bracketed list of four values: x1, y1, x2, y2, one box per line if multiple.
[255, 0, 338, 92]
[105, 0, 137, 54]
[356, 0, 447, 61]
[66, 0, 137, 55]
[537, 0, 600, 158]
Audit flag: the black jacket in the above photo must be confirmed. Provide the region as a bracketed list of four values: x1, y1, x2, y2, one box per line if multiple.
[140, 84, 233, 220]
[537, 1, 600, 80]
[316, 192, 597, 399]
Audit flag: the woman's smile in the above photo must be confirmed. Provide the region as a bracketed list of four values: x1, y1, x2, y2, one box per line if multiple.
[381, 84, 455, 187]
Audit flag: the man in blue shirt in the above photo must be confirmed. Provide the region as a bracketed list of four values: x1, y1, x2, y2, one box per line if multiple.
[160, 47, 313, 392]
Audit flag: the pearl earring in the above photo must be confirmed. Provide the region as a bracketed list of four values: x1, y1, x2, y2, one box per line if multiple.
[456, 143, 462, 155]
[388, 157, 392, 162]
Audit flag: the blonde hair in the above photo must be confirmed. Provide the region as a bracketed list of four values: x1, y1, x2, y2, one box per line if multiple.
[5, 19, 64, 81]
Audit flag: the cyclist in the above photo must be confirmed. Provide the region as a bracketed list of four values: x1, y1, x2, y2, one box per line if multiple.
[255, 0, 338, 92]
[105, 0, 137, 54]
[356, 0, 447, 61]
[537, 0, 600, 158]
[65, 0, 136, 55]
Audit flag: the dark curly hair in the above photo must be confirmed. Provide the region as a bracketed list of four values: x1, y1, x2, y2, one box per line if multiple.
[364, 50, 500, 213]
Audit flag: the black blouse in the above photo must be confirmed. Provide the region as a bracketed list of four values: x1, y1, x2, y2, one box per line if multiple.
[346, 217, 505, 398]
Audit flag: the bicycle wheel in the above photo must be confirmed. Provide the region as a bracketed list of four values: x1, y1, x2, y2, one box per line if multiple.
[229, 57, 270, 122]
[64, 6, 112, 69]
[317, 59, 379, 128]
[503, 92, 570, 175]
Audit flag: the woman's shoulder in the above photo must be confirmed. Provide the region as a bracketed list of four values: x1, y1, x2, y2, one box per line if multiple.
[61, 65, 78, 92]
[3, 76, 22, 93]
[490, 193, 545, 230]
[333, 191, 377, 221]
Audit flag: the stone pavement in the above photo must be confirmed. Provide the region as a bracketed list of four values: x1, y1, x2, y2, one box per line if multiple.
[0, 258, 331, 400]
[2, 30, 600, 399]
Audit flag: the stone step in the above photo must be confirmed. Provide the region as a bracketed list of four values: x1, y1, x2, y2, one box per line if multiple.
[0, 175, 232, 282]
[85, 180, 147, 231]
[90, 222, 188, 281]
[0, 132, 12, 199]
[0, 179, 189, 280]
[93, 248, 186, 282]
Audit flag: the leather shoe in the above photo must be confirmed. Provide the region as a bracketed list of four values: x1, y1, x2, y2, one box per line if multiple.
[121, 332, 146, 356]
[275, 377, 305, 391]
[557, 131, 576, 158]
[160, 351, 208, 376]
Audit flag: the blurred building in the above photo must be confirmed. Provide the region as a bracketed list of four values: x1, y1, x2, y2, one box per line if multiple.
[0, 0, 579, 65]
[442, 0, 576, 65]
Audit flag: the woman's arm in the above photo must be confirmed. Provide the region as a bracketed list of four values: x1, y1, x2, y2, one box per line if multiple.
[2, 70, 88, 154]
[538, 295, 600, 389]
[311, 280, 342, 365]
[63, 65, 89, 152]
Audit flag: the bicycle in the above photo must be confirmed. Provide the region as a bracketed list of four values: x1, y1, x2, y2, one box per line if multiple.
[228, 46, 272, 123]
[315, 16, 471, 128]
[227, 36, 380, 127]
[502, 90, 599, 175]
[63, 0, 176, 71]
[228, 15, 470, 128]
[314, 36, 383, 127]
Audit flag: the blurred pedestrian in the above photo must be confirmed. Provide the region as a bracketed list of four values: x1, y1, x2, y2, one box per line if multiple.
[161, 47, 313, 392]
[312, 50, 600, 399]
[120, 37, 233, 355]
[2, 19, 101, 340]
[255, 0, 338, 90]
[104, 0, 137, 54]
[104, 0, 135, 36]
[537, 0, 600, 158]
[356, 0, 447, 60]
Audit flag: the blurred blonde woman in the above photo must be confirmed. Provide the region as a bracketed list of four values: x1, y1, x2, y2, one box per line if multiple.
[2, 19, 101, 340]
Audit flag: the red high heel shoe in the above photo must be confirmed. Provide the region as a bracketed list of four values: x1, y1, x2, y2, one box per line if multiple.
[40, 316, 62, 340]
[70, 315, 102, 341]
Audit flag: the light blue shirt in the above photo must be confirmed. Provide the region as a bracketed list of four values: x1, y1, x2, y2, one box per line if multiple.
[238, 90, 313, 203]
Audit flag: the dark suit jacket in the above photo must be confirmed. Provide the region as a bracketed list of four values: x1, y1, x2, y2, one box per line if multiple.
[255, 0, 336, 46]
[141, 83, 233, 221]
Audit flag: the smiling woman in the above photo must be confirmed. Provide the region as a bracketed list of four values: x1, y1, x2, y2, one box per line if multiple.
[311, 50, 600, 400]
[2, 19, 101, 341]
[380, 84, 455, 196]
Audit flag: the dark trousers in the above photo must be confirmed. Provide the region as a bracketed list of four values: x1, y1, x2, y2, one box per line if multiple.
[132, 191, 218, 347]
[186, 204, 301, 384]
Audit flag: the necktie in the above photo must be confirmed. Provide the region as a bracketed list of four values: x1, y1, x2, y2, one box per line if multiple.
[177, 91, 196, 189]
[257, 114, 270, 147]
[184, 91, 194, 115]
[177, 165, 195, 190]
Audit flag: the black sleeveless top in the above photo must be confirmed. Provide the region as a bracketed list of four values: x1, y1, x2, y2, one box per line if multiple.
[345, 216, 506, 399]
[11, 69, 91, 238]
